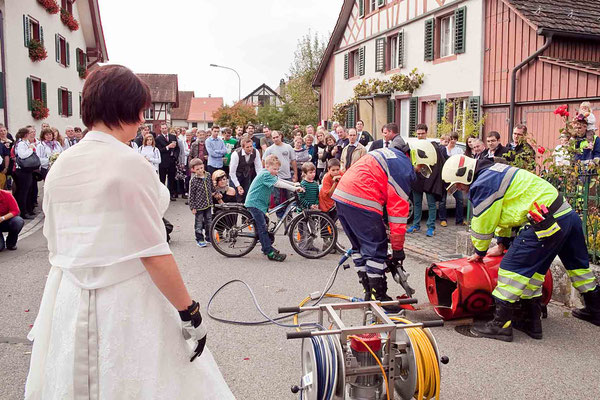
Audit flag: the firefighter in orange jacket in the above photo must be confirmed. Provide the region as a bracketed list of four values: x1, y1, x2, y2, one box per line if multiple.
[333, 141, 438, 312]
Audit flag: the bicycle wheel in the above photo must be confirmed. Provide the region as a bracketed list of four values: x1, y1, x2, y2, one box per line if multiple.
[288, 211, 337, 259]
[210, 209, 257, 257]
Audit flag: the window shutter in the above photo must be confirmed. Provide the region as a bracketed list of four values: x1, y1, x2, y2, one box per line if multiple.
[375, 38, 386, 72]
[26, 78, 33, 111]
[468, 96, 480, 123]
[75, 48, 80, 69]
[387, 98, 396, 123]
[0, 72, 3, 109]
[67, 91, 73, 116]
[55, 34, 60, 63]
[359, 0, 365, 17]
[454, 6, 467, 54]
[41, 82, 47, 108]
[58, 88, 63, 116]
[436, 99, 446, 123]
[398, 31, 405, 68]
[66, 42, 70, 67]
[359, 47, 365, 76]
[377, 0, 385, 7]
[23, 15, 30, 47]
[424, 19, 435, 61]
[409, 97, 418, 137]
[346, 104, 356, 129]
[79, 93, 82, 118]
[40, 26, 44, 45]
[84, 53, 88, 67]
[344, 53, 349, 79]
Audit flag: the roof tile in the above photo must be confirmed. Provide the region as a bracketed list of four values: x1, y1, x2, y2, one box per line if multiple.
[136, 74, 179, 104]
[171, 91, 195, 120]
[188, 97, 224, 122]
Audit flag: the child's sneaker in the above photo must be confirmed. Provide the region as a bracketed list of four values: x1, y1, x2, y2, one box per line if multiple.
[197, 241, 207, 248]
[406, 225, 420, 233]
[426, 228, 435, 237]
[267, 250, 286, 262]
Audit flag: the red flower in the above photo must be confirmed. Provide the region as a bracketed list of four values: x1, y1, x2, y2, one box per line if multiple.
[31, 99, 49, 120]
[537, 146, 546, 154]
[553, 105, 569, 117]
[60, 9, 79, 31]
[37, 0, 60, 14]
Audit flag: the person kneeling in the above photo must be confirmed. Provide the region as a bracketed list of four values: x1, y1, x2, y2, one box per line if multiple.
[245, 154, 303, 262]
[0, 189, 24, 251]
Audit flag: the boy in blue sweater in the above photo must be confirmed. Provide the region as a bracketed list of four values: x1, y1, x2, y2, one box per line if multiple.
[245, 154, 303, 261]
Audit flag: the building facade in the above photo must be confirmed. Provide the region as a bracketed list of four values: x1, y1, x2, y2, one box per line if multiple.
[314, 0, 483, 139]
[136, 74, 179, 133]
[171, 90, 194, 128]
[242, 83, 284, 112]
[0, 0, 107, 133]
[187, 96, 223, 130]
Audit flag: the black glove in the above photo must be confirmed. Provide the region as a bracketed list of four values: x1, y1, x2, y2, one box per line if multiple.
[179, 300, 207, 362]
[392, 249, 406, 262]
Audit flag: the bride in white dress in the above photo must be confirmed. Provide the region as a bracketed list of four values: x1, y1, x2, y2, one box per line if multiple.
[24, 65, 235, 400]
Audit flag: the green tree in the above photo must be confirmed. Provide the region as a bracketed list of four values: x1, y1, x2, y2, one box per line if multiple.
[213, 102, 257, 128]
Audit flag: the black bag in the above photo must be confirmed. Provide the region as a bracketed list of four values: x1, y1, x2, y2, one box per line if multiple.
[163, 218, 174, 242]
[16, 152, 41, 171]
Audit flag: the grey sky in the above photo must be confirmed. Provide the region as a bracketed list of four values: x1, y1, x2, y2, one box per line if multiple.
[98, 0, 343, 105]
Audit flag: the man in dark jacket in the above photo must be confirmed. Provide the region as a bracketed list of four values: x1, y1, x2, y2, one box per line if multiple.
[406, 124, 446, 237]
[480, 131, 509, 161]
[504, 124, 535, 167]
[356, 120, 374, 147]
[155, 122, 180, 201]
[370, 123, 409, 153]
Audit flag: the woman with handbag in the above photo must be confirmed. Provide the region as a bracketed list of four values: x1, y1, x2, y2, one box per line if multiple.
[13, 126, 40, 220]
[37, 128, 63, 180]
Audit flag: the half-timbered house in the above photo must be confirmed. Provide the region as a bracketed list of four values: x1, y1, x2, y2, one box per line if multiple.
[136, 73, 179, 132]
[1, 0, 108, 132]
[242, 83, 284, 111]
[171, 90, 194, 128]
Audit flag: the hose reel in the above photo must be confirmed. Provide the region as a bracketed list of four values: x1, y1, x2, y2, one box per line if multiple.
[282, 299, 448, 400]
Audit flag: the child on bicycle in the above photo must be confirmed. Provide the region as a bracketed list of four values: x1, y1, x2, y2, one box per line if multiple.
[298, 162, 319, 210]
[189, 158, 217, 247]
[245, 154, 304, 262]
[319, 158, 343, 221]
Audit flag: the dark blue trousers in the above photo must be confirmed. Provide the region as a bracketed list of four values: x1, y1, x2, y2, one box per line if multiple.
[335, 201, 388, 278]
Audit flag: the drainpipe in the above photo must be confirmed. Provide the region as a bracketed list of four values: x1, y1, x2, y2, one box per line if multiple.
[0, 11, 8, 128]
[508, 34, 553, 141]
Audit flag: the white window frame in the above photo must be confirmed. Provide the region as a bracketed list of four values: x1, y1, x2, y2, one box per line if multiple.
[440, 15, 455, 58]
[351, 50, 360, 77]
[144, 107, 154, 121]
[370, 0, 376, 13]
[389, 35, 398, 70]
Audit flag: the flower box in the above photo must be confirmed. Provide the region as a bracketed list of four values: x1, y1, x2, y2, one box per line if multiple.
[60, 8, 79, 31]
[31, 99, 49, 120]
[28, 39, 48, 62]
[37, 0, 60, 14]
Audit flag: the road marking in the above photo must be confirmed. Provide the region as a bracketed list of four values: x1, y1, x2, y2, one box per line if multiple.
[19, 213, 45, 241]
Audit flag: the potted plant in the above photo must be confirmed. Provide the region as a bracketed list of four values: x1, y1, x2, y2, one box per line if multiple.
[78, 65, 88, 79]
[37, 0, 60, 14]
[60, 8, 79, 31]
[28, 39, 48, 62]
[31, 99, 49, 120]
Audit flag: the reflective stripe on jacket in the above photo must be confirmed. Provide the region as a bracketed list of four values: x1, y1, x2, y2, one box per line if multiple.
[333, 148, 415, 250]
[469, 163, 570, 255]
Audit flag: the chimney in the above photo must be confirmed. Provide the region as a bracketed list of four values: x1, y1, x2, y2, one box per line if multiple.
[208, 94, 211, 98]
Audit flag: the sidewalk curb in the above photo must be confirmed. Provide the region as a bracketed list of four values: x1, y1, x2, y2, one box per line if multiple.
[404, 243, 442, 265]
[19, 213, 45, 241]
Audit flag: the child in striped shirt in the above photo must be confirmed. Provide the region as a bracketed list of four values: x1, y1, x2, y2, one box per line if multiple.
[298, 162, 319, 210]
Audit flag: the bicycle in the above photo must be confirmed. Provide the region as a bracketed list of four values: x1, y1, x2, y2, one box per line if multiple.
[210, 192, 338, 259]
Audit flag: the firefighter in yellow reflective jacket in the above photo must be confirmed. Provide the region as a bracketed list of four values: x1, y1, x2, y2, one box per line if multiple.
[442, 155, 600, 342]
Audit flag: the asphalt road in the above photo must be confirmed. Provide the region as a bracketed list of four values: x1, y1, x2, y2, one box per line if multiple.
[1, 200, 600, 399]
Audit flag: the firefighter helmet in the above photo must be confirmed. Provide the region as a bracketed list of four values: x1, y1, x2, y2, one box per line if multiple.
[409, 140, 438, 178]
[441, 154, 477, 194]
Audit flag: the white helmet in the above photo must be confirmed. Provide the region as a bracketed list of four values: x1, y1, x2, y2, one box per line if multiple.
[409, 140, 437, 178]
[442, 154, 477, 194]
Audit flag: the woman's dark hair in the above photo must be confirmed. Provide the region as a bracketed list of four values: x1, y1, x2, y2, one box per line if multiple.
[81, 65, 151, 129]
[16, 127, 30, 141]
[40, 127, 54, 141]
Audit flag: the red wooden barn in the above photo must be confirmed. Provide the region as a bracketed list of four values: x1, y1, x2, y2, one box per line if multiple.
[483, 0, 600, 149]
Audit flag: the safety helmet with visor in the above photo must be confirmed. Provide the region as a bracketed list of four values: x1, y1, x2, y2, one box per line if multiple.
[409, 140, 438, 178]
[441, 154, 477, 195]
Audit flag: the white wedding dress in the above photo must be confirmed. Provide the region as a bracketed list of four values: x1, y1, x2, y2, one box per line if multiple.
[25, 131, 235, 399]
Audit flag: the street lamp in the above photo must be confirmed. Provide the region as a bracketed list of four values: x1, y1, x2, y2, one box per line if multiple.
[209, 63, 241, 102]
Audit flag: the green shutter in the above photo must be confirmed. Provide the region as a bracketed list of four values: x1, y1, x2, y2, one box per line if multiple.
[58, 88, 63, 116]
[468, 96, 480, 123]
[79, 93, 82, 118]
[359, 46, 365, 76]
[437, 99, 446, 123]
[23, 15, 30, 47]
[0, 72, 3, 108]
[346, 104, 356, 129]
[359, 0, 365, 17]
[66, 42, 70, 67]
[40, 26, 44, 45]
[375, 38, 386, 72]
[398, 31, 405, 68]
[55, 34, 60, 63]
[377, 0, 385, 7]
[26, 78, 33, 111]
[75, 48, 80, 69]
[409, 97, 418, 137]
[387, 98, 396, 123]
[424, 19, 435, 61]
[454, 6, 467, 54]
[67, 91, 73, 116]
[344, 53, 349, 79]
[41, 82, 47, 107]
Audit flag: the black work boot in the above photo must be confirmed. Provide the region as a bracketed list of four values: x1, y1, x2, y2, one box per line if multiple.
[368, 276, 402, 313]
[513, 298, 543, 339]
[472, 299, 517, 342]
[572, 286, 600, 326]
[357, 271, 371, 301]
